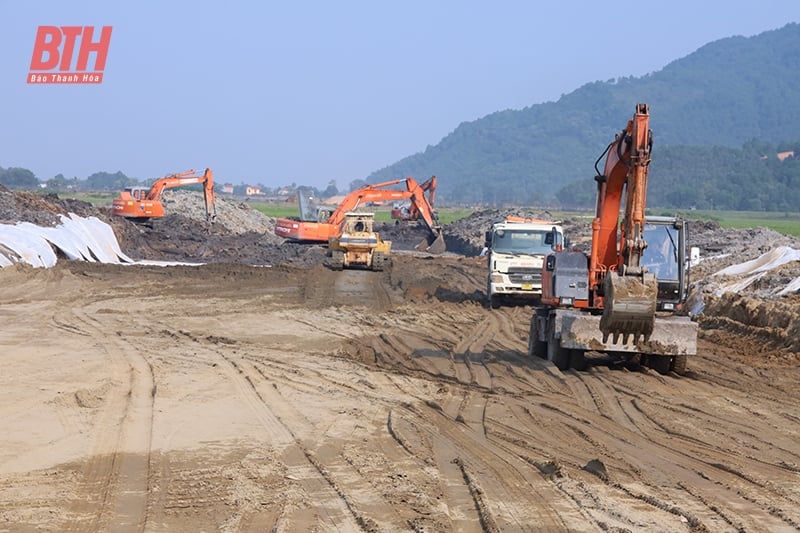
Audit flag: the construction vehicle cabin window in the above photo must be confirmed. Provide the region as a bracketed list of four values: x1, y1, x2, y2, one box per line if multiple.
[493, 230, 553, 255]
[641, 224, 679, 280]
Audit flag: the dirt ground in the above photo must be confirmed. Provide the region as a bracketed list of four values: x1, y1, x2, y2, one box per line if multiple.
[1, 189, 799, 532]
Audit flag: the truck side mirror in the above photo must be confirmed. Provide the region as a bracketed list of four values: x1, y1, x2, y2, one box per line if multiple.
[484, 230, 492, 249]
[545, 227, 562, 250]
[546, 255, 556, 271]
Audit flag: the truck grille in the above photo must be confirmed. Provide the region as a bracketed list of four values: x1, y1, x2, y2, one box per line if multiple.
[507, 267, 541, 284]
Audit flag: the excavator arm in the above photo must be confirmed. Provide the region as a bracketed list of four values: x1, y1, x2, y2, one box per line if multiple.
[394, 175, 437, 223]
[148, 168, 217, 221]
[590, 104, 658, 343]
[326, 179, 411, 227]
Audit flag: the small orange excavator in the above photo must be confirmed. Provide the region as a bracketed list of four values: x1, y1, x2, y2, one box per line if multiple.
[275, 177, 445, 253]
[112, 168, 217, 222]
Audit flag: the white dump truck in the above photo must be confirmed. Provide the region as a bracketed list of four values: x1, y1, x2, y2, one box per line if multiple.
[485, 216, 564, 309]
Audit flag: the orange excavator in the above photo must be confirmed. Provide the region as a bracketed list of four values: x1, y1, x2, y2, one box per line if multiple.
[275, 177, 446, 253]
[529, 104, 697, 374]
[390, 175, 437, 222]
[112, 168, 217, 222]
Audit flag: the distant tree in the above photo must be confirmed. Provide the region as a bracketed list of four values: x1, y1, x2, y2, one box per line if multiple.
[348, 178, 367, 192]
[322, 179, 338, 197]
[86, 171, 134, 191]
[0, 167, 39, 189]
[45, 173, 73, 190]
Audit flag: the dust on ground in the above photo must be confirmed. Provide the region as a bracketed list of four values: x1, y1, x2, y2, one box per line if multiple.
[0, 187, 799, 531]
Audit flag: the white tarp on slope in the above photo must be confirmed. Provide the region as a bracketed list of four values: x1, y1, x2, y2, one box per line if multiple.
[0, 214, 133, 268]
[711, 245, 800, 296]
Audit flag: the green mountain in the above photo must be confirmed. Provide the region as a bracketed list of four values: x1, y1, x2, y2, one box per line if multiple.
[366, 23, 800, 210]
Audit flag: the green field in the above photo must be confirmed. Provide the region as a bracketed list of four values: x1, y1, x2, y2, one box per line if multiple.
[668, 209, 800, 237]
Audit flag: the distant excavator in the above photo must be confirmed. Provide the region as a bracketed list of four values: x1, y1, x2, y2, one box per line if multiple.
[112, 168, 217, 222]
[274, 176, 445, 253]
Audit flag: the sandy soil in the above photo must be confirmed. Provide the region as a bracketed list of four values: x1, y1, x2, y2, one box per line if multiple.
[1, 251, 799, 532]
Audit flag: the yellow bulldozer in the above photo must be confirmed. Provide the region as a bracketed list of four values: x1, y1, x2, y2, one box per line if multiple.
[327, 212, 391, 271]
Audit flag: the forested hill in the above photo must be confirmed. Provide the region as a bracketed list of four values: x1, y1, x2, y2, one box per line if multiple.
[366, 23, 800, 210]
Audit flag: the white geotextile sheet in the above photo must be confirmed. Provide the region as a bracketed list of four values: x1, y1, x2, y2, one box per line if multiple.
[711, 245, 800, 296]
[0, 214, 133, 268]
[712, 245, 800, 277]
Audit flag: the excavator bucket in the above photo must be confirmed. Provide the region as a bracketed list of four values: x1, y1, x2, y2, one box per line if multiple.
[599, 273, 658, 344]
[415, 229, 446, 254]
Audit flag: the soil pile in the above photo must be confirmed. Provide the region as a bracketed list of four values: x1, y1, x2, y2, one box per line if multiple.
[1, 188, 799, 353]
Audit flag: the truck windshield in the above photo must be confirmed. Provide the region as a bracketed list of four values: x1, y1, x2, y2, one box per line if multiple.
[641, 224, 679, 280]
[492, 230, 555, 255]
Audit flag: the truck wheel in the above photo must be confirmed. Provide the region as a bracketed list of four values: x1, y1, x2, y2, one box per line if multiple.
[570, 349, 587, 371]
[527, 319, 547, 358]
[528, 313, 547, 359]
[547, 323, 570, 371]
[489, 295, 502, 309]
[672, 354, 687, 376]
[648, 354, 671, 375]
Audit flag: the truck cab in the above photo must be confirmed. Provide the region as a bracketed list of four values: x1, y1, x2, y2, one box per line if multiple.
[485, 217, 564, 309]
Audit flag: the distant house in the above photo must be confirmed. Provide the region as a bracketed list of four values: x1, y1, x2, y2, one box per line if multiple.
[246, 185, 262, 196]
[777, 150, 795, 162]
[222, 183, 234, 194]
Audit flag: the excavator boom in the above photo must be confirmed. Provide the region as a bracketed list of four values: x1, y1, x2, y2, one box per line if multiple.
[591, 104, 657, 343]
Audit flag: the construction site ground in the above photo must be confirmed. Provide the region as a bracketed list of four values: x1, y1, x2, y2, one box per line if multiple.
[1, 189, 799, 532]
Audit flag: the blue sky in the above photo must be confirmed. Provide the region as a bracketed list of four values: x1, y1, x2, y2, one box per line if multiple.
[2, 1, 798, 188]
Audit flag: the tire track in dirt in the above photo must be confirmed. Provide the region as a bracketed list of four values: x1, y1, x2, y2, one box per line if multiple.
[303, 264, 396, 310]
[383, 374, 487, 530]
[385, 374, 573, 530]
[62, 307, 155, 533]
[521, 369, 800, 531]
[178, 332, 421, 531]
[192, 344, 361, 530]
[329, 282, 800, 530]
[451, 312, 497, 390]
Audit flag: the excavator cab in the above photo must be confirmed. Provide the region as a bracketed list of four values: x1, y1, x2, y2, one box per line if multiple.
[117, 187, 148, 201]
[641, 216, 691, 312]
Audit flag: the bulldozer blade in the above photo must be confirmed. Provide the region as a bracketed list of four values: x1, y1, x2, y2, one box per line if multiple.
[415, 231, 446, 254]
[599, 273, 658, 344]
